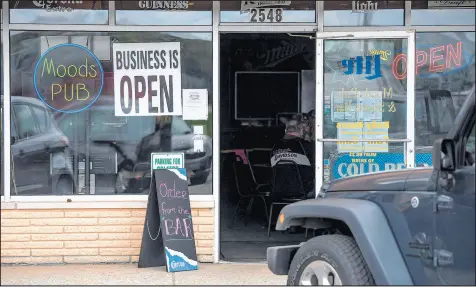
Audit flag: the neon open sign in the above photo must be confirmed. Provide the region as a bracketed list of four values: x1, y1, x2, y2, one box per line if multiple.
[390, 41, 473, 80]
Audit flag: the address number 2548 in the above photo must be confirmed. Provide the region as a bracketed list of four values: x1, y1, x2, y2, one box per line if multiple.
[249, 8, 283, 23]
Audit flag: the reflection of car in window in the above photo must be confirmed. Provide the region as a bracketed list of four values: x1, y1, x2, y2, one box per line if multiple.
[380, 90, 456, 147]
[55, 97, 212, 194]
[415, 90, 457, 149]
[1, 96, 74, 195]
[172, 117, 193, 135]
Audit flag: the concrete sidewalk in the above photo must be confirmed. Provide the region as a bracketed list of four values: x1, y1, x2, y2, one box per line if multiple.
[1, 263, 286, 285]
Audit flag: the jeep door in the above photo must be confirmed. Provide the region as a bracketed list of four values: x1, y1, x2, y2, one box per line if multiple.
[434, 99, 475, 285]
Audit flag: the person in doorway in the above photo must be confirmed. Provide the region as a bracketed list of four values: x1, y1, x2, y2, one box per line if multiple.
[271, 115, 316, 197]
[270, 116, 315, 233]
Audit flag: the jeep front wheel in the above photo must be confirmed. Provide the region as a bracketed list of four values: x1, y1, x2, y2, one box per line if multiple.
[287, 234, 375, 286]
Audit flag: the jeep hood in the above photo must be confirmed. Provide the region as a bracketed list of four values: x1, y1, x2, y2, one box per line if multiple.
[326, 168, 434, 192]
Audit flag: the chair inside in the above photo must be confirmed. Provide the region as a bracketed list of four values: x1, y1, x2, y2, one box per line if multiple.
[271, 160, 306, 202]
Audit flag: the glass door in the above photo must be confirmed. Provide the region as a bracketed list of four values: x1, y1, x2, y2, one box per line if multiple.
[315, 31, 416, 192]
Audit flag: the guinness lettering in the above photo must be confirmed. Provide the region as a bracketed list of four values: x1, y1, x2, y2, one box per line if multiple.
[138, 1, 189, 10]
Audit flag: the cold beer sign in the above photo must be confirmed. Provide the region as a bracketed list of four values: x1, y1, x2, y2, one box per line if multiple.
[113, 42, 182, 117]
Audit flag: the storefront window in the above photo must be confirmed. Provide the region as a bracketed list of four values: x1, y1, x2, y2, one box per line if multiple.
[9, 0, 109, 24]
[1, 28, 3, 196]
[10, 31, 213, 196]
[412, 32, 475, 165]
[220, 1, 316, 23]
[322, 38, 407, 182]
[411, 1, 475, 26]
[116, 1, 212, 25]
[324, 1, 404, 26]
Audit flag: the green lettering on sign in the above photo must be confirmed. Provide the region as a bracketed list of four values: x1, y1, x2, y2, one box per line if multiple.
[151, 153, 185, 170]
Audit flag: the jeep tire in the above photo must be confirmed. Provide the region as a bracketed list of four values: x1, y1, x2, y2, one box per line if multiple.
[287, 234, 375, 286]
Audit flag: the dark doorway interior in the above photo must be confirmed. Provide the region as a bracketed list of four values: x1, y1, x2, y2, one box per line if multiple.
[219, 33, 316, 262]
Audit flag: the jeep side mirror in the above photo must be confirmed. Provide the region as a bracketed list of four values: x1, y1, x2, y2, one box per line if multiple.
[433, 138, 456, 172]
[11, 137, 16, 145]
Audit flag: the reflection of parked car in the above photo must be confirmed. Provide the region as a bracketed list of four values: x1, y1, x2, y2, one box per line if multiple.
[55, 97, 212, 194]
[1, 96, 73, 195]
[383, 89, 456, 149]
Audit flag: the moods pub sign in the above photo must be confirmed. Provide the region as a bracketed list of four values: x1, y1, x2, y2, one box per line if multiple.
[33, 43, 104, 113]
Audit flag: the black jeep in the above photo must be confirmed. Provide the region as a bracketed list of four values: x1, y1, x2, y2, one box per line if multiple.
[267, 90, 475, 285]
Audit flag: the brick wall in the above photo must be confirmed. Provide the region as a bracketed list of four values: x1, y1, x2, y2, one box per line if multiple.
[1, 207, 215, 265]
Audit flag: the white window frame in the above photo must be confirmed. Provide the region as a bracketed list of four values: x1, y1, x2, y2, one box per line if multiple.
[314, 30, 416, 194]
[1, 1, 215, 204]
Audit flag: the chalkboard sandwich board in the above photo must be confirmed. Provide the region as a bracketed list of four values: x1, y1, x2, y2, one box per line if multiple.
[138, 168, 198, 272]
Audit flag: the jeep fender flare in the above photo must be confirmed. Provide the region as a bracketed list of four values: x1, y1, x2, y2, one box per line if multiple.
[276, 198, 413, 285]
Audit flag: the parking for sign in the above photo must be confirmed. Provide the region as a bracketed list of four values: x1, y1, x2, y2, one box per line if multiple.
[113, 42, 182, 116]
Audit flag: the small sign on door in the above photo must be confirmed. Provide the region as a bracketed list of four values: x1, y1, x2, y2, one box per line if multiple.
[151, 153, 185, 170]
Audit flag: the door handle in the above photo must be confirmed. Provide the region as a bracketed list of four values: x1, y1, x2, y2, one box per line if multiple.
[434, 249, 454, 267]
[435, 194, 454, 211]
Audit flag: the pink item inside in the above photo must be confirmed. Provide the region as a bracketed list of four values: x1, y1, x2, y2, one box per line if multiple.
[234, 149, 249, 164]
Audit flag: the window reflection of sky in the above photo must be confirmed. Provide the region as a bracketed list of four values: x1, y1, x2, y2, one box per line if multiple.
[9, 8, 475, 26]
[10, 9, 108, 24]
[324, 10, 403, 26]
[116, 11, 212, 25]
[412, 9, 475, 26]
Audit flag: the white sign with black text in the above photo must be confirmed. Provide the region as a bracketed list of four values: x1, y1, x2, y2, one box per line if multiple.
[249, 8, 283, 22]
[241, 1, 291, 10]
[113, 42, 182, 117]
[428, 1, 475, 8]
[193, 126, 205, 153]
[182, 89, 208, 120]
